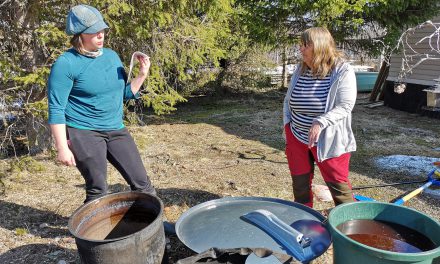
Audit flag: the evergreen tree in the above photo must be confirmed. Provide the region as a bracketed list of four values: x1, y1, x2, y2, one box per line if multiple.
[0, 0, 238, 154]
[236, 0, 440, 87]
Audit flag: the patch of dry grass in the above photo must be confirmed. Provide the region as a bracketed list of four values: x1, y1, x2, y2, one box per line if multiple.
[0, 91, 439, 263]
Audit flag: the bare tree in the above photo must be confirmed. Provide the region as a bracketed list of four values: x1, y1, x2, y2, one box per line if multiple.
[390, 20, 440, 93]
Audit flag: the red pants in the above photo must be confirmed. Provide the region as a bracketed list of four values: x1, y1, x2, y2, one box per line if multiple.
[284, 124, 352, 207]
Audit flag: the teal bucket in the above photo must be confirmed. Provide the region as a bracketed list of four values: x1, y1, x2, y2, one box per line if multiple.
[327, 202, 440, 264]
[355, 71, 379, 92]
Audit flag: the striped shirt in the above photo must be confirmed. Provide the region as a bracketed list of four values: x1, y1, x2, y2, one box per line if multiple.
[289, 69, 332, 144]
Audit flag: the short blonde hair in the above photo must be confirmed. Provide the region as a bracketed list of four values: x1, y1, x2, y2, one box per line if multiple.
[70, 34, 86, 55]
[300, 27, 344, 78]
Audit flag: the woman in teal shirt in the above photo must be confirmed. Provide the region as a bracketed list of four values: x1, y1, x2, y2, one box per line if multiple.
[48, 4, 155, 202]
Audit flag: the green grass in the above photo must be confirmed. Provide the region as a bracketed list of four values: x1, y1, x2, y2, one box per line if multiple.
[9, 156, 46, 173]
[412, 138, 433, 148]
[15, 228, 28, 236]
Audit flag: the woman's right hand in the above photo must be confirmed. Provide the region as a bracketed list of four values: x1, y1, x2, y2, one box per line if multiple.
[137, 55, 151, 77]
[50, 124, 76, 166]
[57, 147, 76, 166]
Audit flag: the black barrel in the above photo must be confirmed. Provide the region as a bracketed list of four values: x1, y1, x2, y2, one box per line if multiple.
[68, 191, 165, 264]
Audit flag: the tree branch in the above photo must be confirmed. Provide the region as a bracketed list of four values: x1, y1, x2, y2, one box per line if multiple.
[391, 20, 440, 85]
[0, 0, 11, 8]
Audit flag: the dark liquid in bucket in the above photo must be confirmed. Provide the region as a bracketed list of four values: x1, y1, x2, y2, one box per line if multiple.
[337, 219, 436, 253]
[79, 205, 157, 240]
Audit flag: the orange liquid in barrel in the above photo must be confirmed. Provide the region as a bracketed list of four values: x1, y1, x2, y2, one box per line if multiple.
[337, 219, 436, 253]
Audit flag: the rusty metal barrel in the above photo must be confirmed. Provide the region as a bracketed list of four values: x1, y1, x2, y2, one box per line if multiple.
[68, 191, 165, 264]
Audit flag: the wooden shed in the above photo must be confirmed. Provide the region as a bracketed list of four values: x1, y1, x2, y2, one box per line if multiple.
[384, 16, 440, 115]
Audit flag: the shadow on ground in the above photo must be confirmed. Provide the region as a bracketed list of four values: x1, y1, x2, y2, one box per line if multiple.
[158, 188, 221, 211]
[0, 243, 77, 264]
[0, 200, 67, 238]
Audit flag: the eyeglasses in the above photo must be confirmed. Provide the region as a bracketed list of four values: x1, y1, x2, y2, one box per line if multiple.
[300, 42, 313, 48]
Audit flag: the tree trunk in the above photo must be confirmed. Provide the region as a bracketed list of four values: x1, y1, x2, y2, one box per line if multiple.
[281, 46, 288, 89]
[215, 58, 230, 96]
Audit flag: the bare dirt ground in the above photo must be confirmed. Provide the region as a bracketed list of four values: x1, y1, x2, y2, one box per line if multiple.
[0, 91, 439, 264]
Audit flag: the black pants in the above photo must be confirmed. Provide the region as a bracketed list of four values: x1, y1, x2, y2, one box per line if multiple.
[67, 127, 155, 203]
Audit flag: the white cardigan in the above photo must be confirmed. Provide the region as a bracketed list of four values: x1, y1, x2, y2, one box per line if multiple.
[283, 62, 357, 162]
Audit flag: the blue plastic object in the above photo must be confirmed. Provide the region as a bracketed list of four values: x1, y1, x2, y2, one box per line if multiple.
[354, 194, 376, 201]
[241, 209, 312, 262]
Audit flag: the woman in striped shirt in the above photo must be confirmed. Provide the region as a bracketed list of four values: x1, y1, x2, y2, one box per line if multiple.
[283, 27, 357, 208]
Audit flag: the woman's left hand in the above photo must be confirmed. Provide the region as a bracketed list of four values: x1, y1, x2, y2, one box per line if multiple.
[308, 121, 322, 148]
[137, 55, 151, 77]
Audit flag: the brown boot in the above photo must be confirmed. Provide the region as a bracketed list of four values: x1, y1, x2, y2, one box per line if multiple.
[292, 173, 313, 207]
[325, 182, 354, 205]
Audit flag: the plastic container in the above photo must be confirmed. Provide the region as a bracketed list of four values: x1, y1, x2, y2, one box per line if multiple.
[327, 202, 440, 264]
[355, 71, 379, 92]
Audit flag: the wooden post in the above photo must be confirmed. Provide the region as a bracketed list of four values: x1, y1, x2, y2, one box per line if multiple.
[369, 58, 390, 102]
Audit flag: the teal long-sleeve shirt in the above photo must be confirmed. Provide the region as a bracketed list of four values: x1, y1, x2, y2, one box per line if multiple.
[47, 48, 139, 130]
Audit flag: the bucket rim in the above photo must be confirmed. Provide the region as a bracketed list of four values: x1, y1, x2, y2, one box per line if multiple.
[327, 201, 440, 259]
[68, 191, 164, 243]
